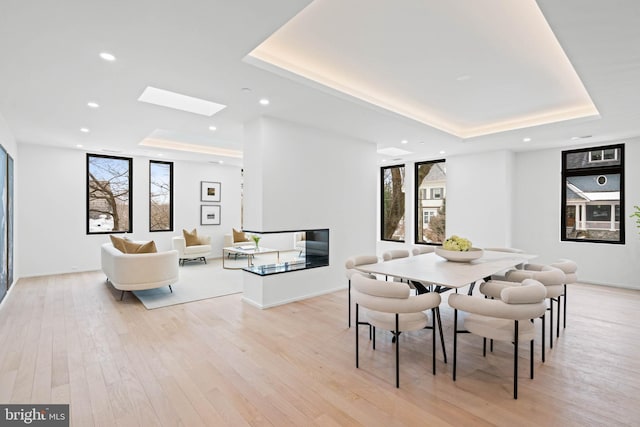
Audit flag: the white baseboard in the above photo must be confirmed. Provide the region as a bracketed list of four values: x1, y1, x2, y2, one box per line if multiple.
[242, 285, 346, 310]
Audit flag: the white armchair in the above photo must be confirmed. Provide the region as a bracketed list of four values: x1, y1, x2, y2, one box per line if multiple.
[172, 235, 211, 266]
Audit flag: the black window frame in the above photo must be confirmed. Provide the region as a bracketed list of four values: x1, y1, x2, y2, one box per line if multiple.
[380, 164, 406, 242]
[86, 153, 133, 234]
[561, 143, 625, 244]
[149, 160, 174, 232]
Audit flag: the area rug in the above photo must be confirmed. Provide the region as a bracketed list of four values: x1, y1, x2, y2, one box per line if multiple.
[133, 259, 243, 309]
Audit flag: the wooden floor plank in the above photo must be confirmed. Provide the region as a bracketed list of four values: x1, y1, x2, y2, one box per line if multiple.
[0, 271, 638, 427]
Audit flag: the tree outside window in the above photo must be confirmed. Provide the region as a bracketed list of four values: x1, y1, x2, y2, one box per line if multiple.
[381, 164, 405, 241]
[149, 160, 173, 232]
[87, 154, 132, 234]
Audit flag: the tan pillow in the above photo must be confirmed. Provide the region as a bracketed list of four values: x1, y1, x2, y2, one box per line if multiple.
[183, 228, 201, 246]
[233, 228, 249, 242]
[110, 235, 127, 252]
[123, 240, 157, 254]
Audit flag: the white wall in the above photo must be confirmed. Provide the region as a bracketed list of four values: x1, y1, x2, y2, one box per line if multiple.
[17, 143, 241, 277]
[377, 150, 514, 255]
[513, 140, 640, 289]
[243, 116, 377, 307]
[446, 150, 514, 247]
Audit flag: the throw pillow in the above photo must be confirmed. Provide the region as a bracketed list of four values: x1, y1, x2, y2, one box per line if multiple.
[123, 240, 157, 254]
[183, 228, 201, 246]
[233, 228, 249, 243]
[110, 235, 127, 252]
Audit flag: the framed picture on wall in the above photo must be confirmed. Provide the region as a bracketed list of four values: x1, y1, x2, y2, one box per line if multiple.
[201, 205, 221, 225]
[201, 181, 221, 202]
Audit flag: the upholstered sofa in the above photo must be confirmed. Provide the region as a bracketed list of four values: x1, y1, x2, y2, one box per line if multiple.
[101, 243, 179, 300]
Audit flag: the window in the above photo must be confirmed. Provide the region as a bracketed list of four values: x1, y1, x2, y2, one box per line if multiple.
[381, 164, 405, 241]
[422, 209, 437, 225]
[588, 148, 618, 163]
[87, 154, 133, 234]
[562, 144, 624, 244]
[414, 160, 446, 245]
[149, 160, 173, 232]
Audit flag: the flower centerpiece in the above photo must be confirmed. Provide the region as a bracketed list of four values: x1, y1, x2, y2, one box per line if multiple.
[443, 235, 472, 251]
[251, 234, 261, 248]
[436, 235, 483, 262]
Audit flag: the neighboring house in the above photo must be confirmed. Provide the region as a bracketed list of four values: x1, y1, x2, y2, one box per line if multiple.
[565, 147, 621, 240]
[566, 174, 620, 234]
[417, 163, 446, 238]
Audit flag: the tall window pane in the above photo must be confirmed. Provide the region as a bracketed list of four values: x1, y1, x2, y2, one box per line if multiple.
[414, 160, 446, 244]
[562, 144, 624, 243]
[381, 164, 405, 241]
[87, 154, 133, 234]
[150, 160, 173, 232]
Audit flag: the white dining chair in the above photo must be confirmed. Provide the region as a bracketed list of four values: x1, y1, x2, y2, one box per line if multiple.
[449, 279, 547, 399]
[352, 274, 443, 387]
[345, 255, 379, 328]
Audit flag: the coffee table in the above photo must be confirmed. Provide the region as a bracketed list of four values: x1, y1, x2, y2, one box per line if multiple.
[222, 246, 280, 269]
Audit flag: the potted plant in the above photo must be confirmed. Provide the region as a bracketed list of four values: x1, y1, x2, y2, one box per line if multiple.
[631, 206, 640, 235]
[251, 234, 261, 248]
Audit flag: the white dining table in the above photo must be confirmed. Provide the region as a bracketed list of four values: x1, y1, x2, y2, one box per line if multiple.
[356, 250, 537, 292]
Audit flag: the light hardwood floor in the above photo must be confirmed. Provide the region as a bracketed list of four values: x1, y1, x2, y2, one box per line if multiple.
[0, 271, 638, 426]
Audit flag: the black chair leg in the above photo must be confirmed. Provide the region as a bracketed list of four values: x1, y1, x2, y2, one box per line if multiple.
[541, 314, 546, 363]
[557, 296, 561, 338]
[355, 304, 359, 368]
[514, 320, 519, 400]
[372, 327, 376, 349]
[563, 284, 567, 329]
[169, 285, 173, 293]
[483, 338, 487, 357]
[453, 309, 458, 381]
[549, 299, 554, 349]
[530, 339, 534, 379]
[348, 279, 351, 328]
[432, 308, 436, 375]
[395, 314, 400, 388]
[435, 307, 447, 363]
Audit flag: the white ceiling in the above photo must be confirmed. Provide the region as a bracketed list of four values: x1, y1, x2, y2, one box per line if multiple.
[0, 0, 639, 167]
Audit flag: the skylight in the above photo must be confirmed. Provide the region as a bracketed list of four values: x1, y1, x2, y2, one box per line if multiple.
[138, 86, 226, 116]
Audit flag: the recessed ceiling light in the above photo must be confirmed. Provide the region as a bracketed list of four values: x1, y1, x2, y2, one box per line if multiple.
[156, 153, 163, 157]
[138, 86, 226, 116]
[76, 144, 83, 148]
[219, 160, 224, 164]
[571, 135, 592, 140]
[401, 139, 408, 144]
[523, 137, 532, 142]
[80, 127, 90, 133]
[456, 75, 471, 81]
[87, 102, 99, 108]
[439, 150, 446, 155]
[208, 125, 217, 131]
[99, 52, 116, 61]
[259, 98, 270, 106]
